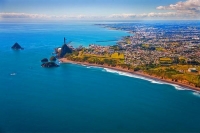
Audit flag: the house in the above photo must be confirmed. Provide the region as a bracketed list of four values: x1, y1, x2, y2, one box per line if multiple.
[188, 68, 198, 73]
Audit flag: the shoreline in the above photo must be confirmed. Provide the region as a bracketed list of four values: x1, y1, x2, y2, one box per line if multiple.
[59, 58, 200, 92]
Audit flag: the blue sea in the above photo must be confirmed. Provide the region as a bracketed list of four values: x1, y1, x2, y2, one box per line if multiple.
[0, 22, 200, 133]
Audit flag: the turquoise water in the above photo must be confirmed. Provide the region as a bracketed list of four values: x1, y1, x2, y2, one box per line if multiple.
[0, 22, 200, 133]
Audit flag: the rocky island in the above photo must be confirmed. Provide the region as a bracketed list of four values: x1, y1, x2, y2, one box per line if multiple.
[41, 62, 59, 68]
[41, 58, 49, 63]
[11, 42, 24, 50]
[41, 56, 59, 68]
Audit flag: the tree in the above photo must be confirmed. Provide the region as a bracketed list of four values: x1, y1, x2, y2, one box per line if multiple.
[134, 67, 140, 71]
[50, 56, 56, 62]
[196, 75, 200, 87]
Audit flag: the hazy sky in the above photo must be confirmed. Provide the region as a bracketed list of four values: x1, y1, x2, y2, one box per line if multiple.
[0, 0, 199, 21]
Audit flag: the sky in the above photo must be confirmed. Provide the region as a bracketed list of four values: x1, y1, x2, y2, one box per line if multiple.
[0, 0, 199, 22]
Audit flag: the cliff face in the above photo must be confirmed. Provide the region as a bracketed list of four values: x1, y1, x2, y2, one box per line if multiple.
[59, 44, 72, 58]
[11, 42, 24, 50]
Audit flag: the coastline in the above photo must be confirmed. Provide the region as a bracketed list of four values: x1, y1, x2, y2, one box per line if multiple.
[59, 58, 200, 92]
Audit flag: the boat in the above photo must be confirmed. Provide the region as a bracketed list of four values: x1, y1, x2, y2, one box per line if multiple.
[10, 73, 16, 76]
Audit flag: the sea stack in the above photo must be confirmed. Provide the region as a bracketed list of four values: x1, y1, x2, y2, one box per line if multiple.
[41, 58, 48, 63]
[11, 42, 24, 50]
[41, 57, 59, 68]
[41, 62, 59, 68]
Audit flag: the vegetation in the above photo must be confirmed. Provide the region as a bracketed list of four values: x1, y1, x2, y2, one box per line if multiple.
[144, 66, 200, 87]
[110, 45, 119, 51]
[64, 46, 200, 88]
[50, 56, 56, 62]
[111, 52, 124, 59]
[159, 57, 172, 64]
[142, 44, 150, 49]
[156, 47, 165, 51]
[122, 36, 132, 44]
[64, 50, 131, 68]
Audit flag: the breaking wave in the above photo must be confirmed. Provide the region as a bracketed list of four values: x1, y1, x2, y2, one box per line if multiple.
[84, 65, 102, 69]
[80, 65, 197, 93]
[192, 91, 200, 97]
[103, 68, 191, 91]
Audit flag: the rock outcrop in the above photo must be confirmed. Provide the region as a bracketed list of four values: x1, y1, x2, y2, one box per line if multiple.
[11, 42, 24, 50]
[41, 58, 48, 63]
[41, 62, 59, 68]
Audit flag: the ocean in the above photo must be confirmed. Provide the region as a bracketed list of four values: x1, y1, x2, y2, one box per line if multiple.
[0, 22, 200, 133]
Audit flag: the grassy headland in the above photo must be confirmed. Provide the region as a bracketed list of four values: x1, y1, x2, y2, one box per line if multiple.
[60, 44, 200, 91]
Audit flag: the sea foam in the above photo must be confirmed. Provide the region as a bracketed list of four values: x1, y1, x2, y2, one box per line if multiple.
[193, 91, 200, 97]
[85, 65, 102, 69]
[103, 68, 191, 91]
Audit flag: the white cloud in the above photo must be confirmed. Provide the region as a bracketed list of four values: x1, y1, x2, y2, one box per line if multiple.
[109, 14, 137, 18]
[156, 0, 200, 18]
[0, 13, 105, 20]
[107, 12, 195, 19]
[157, 0, 200, 10]
[0, 0, 199, 21]
[0, 13, 49, 19]
[0, 12, 197, 21]
[1, 0, 200, 22]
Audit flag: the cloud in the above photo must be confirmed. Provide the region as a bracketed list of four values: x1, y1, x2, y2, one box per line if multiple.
[157, 0, 200, 10]
[0, 13, 50, 19]
[0, 12, 105, 20]
[1, 0, 200, 23]
[0, 0, 199, 21]
[79, 1, 200, 20]
[156, 0, 200, 17]
[108, 12, 193, 19]
[109, 14, 137, 18]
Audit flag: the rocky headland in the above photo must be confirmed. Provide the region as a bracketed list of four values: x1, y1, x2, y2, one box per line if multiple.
[56, 44, 73, 58]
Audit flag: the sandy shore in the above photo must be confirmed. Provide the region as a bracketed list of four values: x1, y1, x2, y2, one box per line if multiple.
[59, 58, 200, 92]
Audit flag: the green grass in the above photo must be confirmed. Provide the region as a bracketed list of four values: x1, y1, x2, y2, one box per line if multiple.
[111, 52, 124, 59]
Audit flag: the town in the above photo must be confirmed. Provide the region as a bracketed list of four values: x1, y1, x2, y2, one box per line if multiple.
[95, 21, 200, 66]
